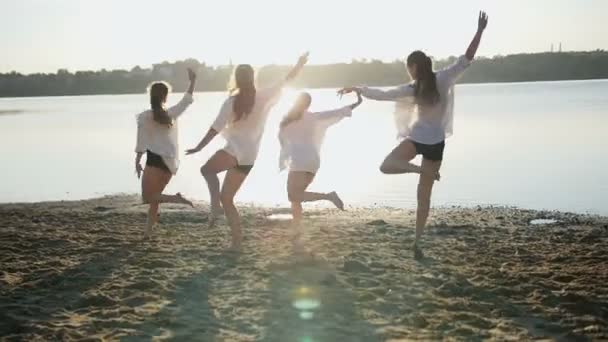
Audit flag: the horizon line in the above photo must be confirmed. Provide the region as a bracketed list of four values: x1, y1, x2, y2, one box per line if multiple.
[2, 49, 606, 76]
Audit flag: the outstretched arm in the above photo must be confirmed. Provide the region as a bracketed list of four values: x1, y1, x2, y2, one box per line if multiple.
[185, 98, 231, 155]
[338, 84, 413, 102]
[315, 90, 362, 127]
[465, 11, 488, 60]
[349, 89, 363, 109]
[185, 128, 218, 155]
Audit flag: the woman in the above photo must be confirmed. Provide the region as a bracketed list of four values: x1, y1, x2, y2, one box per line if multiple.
[135, 68, 197, 238]
[186, 52, 309, 251]
[278, 90, 362, 238]
[339, 12, 488, 259]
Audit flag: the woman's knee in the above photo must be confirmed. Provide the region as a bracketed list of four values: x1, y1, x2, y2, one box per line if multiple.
[379, 158, 394, 174]
[200, 164, 213, 176]
[288, 191, 301, 203]
[379, 162, 390, 174]
[142, 193, 157, 204]
[220, 192, 234, 206]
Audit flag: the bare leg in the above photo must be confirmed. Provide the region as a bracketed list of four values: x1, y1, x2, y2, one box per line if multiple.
[380, 140, 441, 180]
[413, 158, 442, 259]
[287, 172, 315, 226]
[141, 166, 172, 238]
[380, 140, 420, 175]
[220, 168, 248, 251]
[201, 150, 237, 226]
[287, 172, 344, 210]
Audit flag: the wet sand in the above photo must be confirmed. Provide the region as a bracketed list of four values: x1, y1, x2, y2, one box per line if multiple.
[1, 195, 607, 341]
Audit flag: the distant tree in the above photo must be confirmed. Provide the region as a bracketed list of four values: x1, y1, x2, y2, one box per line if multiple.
[2, 51, 608, 97]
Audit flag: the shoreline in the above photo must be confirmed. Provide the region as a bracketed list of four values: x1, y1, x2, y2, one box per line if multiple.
[1, 78, 607, 99]
[1, 195, 607, 340]
[1, 193, 606, 219]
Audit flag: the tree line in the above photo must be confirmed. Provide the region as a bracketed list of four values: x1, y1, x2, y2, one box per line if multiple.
[1, 51, 607, 97]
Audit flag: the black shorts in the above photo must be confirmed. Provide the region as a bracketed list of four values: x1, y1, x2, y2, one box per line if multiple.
[411, 140, 445, 161]
[234, 164, 254, 175]
[146, 150, 171, 173]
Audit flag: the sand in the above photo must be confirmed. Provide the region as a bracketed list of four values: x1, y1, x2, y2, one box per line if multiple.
[1, 195, 607, 341]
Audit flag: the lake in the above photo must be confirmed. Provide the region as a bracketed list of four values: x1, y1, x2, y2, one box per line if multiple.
[1, 80, 607, 215]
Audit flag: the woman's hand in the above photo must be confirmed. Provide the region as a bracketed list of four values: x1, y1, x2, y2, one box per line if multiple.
[135, 162, 143, 179]
[187, 68, 197, 83]
[477, 11, 488, 32]
[337, 86, 360, 98]
[185, 146, 202, 155]
[297, 51, 309, 67]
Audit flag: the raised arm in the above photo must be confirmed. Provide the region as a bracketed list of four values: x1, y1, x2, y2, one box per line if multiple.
[185, 98, 231, 155]
[285, 52, 309, 84]
[168, 68, 197, 119]
[465, 11, 488, 60]
[262, 52, 310, 107]
[440, 11, 488, 85]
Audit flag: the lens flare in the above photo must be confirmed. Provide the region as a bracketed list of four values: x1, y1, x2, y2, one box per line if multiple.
[299, 311, 314, 320]
[292, 286, 321, 319]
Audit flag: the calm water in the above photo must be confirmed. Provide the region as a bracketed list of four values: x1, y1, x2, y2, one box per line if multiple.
[1, 80, 607, 215]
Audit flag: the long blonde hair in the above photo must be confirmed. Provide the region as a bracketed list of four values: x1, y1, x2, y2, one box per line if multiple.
[228, 64, 256, 122]
[280, 92, 312, 129]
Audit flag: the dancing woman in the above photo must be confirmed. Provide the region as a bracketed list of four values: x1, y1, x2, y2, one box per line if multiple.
[278, 90, 363, 250]
[135, 68, 197, 238]
[339, 12, 488, 259]
[186, 53, 309, 251]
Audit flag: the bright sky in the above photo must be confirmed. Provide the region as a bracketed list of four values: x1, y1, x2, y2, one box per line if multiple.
[2, 0, 607, 74]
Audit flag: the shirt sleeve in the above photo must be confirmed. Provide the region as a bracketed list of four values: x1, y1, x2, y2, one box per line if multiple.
[314, 106, 353, 128]
[360, 84, 414, 101]
[167, 93, 194, 119]
[437, 55, 472, 86]
[260, 81, 285, 108]
[134, 113, 147, 153]
[211, 97, 233, 132]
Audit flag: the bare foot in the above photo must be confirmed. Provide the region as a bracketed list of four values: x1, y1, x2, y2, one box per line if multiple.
[227, 241, 242, 254]
[413, 242, 424, 260]
[208, 205, 224, 227]
[292, 237, 306, 253]
[229, 229, 243, 252]
[328, 191, 345, 211]
[176, 192, 194, 207]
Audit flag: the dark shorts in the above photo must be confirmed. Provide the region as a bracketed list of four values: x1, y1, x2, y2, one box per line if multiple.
[146, 150, 171, 173]
[411, 140, 445, 161]
[234, 164, 254, 175]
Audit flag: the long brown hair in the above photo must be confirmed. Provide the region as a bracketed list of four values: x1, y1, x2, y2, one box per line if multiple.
[407, 51, 439, 106]
[280, 93, 312, 129]
[228, 64, 256, 122]
[148, 82, 172, 126]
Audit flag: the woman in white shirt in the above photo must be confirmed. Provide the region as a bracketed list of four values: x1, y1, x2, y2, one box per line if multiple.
[135, 68, 197, 238]
[278, 90, 362, 233]
[339, 12, 488, 259]
[186, 53, 309, 251]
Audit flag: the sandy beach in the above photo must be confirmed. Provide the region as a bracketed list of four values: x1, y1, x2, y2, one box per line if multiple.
[1, 195, 607, 341]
